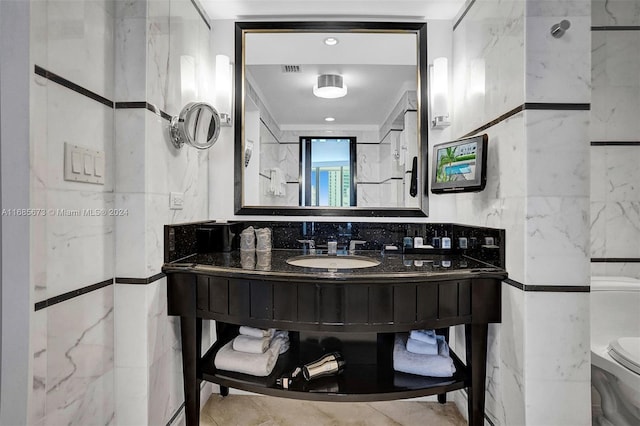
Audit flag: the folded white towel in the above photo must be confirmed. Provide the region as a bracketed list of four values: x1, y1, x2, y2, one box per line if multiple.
[215, 337, 283, 377]
[406, 335, 443, 355]
[232, 335, 270, 354]
[239, 326, 275, 338]
[393, 334, 455, 378]
[409, 329, 437, 345]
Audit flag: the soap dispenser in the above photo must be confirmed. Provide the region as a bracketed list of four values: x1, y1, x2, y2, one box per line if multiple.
[442, 232, 451, 249]
[327, 236, 338, 255]
[432, 231, 441, 249]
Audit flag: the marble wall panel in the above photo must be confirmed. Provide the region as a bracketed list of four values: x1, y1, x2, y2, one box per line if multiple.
[146, 0, 171, 110]
[114, 192, 148, 277]
[452, 0, 525, 138]
[146, 279, 184, 426]
[357, 144, 381, 183]
[603, 201, 640, 258]
[357, 184, 382, 208]
[450, 112, 526, 283]
[525, 196, 591, 286]
[526, 110, 590, 198]
[115, 0, 147, 101]
[44, 190, 115, 298]
[114, 108, 146, 194]
[29, 0, 117, 423]
[601, 146, 640, 202]
[44, 286, 115, 425]
[35, 83, 114, 193]
[524, 292, 591, 426]
[590, 23, 640, 270]
[497, 284, 526, 426]
[165, 0, 215, 115]
[592, 0, 640, 26]
[45, 0, 115, 98]
[591, 261, 640, 278]
[145, 111, 209, 198]
[525, 1, 591, 103]
[591, 31, 640, 141]
[452, 283, 526, 426]
[590, 147, 640, 259]
[30, 310, 48, 425]
[115, 365, 148, 426]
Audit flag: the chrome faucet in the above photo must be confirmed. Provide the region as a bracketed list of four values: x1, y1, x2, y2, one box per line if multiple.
[297, 239, 315, 254]
[349, 240, 366, 254]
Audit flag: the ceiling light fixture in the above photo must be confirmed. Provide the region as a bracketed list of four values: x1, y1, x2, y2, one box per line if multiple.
[313, 74, 347, 99]
[324, 117, 335, 122]
[324, 37, 339, 46]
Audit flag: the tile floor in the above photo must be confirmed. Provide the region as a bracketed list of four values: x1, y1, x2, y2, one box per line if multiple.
[200, 395, 466, 426]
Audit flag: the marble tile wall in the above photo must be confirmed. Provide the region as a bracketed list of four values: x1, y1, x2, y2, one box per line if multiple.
[29, 0, 215, 424]
[590, 0, 640, 279]
[29, 0, 116, 424]
[451, 0, 591, 424]
[523, 292, 591, 426]
[114, 0, 214, 424]
[451, 0, 525, 138]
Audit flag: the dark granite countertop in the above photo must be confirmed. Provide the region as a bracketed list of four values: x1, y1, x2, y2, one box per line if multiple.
[162, 249, 508, 282]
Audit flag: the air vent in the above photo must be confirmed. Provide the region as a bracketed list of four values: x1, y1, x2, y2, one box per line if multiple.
[281, 65, 302, 73]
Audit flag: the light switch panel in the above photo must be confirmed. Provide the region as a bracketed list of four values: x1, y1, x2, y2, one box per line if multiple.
[71, 151, 82, 174]
[94, 154, 104, 177]
[64, 142, 105, 185]
[83, 154, 93, 175]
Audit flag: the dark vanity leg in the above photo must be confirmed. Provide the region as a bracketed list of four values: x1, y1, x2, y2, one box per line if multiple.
[180, 316, 202, 426]
[465, 323, 488, 426]
[219, 386, 229, 396]
[436, 327, 450, 404]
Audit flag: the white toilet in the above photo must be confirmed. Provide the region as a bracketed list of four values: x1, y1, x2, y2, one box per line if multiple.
[591, 276, 640, 426]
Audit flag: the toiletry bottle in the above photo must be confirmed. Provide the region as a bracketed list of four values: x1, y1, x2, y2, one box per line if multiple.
[458, 236, 468, 250]
[403, 236, 413, 249]
[442, 232, 451, 249]
[432, 231, 441, 249]
[327, 237, 338, 255]
[469, 237, 478, 249]
[414, 236, 423, 248]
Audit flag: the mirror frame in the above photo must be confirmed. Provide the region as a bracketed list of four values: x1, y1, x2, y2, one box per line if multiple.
[234, 21, 429, 217]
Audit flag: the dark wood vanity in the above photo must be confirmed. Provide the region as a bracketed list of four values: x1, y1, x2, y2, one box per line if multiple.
[164, 248, 506, 426]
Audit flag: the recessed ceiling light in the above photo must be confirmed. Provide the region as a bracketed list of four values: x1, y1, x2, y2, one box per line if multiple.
[324, 117, 335, 122]
[324, 37, 339, 46]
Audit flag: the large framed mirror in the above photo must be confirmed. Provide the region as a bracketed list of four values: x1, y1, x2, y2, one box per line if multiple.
[234, 21, 428, 216]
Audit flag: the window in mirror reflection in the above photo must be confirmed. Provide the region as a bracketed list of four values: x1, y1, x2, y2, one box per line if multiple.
[301, 137, 356, 207]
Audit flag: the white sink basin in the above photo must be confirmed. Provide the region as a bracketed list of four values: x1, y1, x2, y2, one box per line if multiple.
[286, 255, 380, 270]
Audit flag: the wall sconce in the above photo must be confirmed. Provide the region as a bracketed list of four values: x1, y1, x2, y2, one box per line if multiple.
[215, 54, 233, 126]
[429, 57, 450, 129]
[180, 55, 197, 105]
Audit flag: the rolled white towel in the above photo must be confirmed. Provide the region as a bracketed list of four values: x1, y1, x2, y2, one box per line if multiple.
[239, 326, 275, 338]
[215, 337, 283, 377]
[406, 335, 443, 355]
[393, 334, 455, 378]
[232, 335, 270, 354]
[272, 330, 290, 354]
[409, 329, 437, 345]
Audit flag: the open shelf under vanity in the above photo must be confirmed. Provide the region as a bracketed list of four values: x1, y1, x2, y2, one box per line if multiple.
[200, 329, 468, 402]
